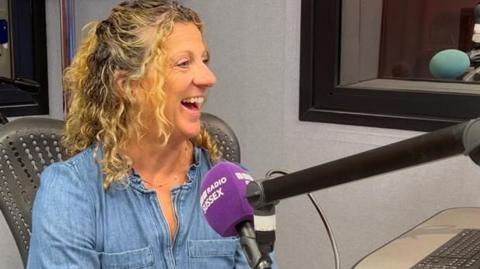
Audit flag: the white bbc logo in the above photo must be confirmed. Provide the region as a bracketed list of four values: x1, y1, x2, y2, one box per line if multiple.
[235, 172, 253, 182]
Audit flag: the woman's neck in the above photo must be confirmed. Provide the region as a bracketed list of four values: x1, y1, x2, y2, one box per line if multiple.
[126, 134, 193, 184]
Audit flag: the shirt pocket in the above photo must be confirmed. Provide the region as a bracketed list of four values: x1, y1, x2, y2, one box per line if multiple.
[188, 238, 238, 268]
[100, 246, 154, 269]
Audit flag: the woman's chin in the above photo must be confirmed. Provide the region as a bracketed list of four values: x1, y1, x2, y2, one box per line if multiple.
[180, 125, 202, 139]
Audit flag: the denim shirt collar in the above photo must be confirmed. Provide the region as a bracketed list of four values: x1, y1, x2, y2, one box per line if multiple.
[127, 146, 204, 193]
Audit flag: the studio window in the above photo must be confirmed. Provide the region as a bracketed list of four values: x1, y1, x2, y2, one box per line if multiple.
[300, 0, 480, 131]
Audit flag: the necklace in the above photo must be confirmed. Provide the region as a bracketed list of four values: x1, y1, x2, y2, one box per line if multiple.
[142, 140, 192, 189]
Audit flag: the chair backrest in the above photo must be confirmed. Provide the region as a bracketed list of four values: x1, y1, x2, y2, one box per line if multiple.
[0, 112, 240, 267]
[201, 113, 241, 163]
[0, 117, 65, 266]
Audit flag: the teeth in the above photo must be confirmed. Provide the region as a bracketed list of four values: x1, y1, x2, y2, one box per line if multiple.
[182, 97, 204, 104]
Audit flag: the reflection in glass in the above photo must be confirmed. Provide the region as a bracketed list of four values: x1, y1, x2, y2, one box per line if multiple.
[379, 0, 480, 82]
[0, 0, 11, 78]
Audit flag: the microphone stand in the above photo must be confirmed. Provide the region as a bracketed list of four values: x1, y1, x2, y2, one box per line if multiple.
[245, 118, 480, 263]
[0, 112, 7, 125]
[247, 118, 480, 205]
[0, 76, 40, 94]
[239, 222, 273, 269]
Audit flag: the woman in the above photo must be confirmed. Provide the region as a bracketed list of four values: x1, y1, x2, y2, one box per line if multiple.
[27, 1, 271, 268]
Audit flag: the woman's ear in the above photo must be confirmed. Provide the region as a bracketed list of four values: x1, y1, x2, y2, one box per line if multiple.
[115, 71, 129, 97]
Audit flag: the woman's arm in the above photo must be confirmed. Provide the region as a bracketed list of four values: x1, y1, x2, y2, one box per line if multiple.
[27, 162, 100, 269]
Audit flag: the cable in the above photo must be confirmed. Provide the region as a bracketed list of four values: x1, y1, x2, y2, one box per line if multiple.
[265, 170, 341, 269]
[307, 193, 341, 269]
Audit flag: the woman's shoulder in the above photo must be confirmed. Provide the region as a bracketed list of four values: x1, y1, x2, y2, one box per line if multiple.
[40, 145, 102, 192]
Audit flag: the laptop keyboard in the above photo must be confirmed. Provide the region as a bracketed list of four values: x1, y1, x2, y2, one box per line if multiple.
[411, 229, 480, 269]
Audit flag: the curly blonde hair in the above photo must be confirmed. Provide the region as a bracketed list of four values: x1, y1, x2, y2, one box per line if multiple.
[62, 0, 220, 189]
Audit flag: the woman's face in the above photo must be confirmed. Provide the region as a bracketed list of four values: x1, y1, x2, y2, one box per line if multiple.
[161, 22, 216, 140]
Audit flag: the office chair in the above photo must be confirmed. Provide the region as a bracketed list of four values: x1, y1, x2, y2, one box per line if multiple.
[0, 113, 240, 267]
[0, 117, 65, 267]
[201, 113, 241, 163]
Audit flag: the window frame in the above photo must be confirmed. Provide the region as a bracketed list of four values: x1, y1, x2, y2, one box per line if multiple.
[299, 0, 480, 131]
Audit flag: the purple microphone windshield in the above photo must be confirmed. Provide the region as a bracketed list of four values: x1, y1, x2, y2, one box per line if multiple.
[200, 161, 254, 237]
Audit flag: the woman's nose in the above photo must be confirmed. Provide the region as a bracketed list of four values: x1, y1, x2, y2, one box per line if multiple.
[193, 63, 217, 87]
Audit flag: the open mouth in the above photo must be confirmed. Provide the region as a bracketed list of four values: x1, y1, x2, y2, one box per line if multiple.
[181, 96, 205, 111]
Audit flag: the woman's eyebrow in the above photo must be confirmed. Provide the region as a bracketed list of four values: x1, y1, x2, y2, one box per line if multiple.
[169, 49, 209, 60]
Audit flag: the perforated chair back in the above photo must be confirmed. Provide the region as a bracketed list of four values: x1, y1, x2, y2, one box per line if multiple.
[0, 117, 65, 266]
[0, 113, 239, 267]
[201, 113, 241, 163]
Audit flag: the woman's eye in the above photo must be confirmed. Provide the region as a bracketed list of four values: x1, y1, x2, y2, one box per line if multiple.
[202, 58, 210, 65]
[176, 60, 190, 68]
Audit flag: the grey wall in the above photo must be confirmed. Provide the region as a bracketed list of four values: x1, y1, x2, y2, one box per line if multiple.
[2, 1, 480, 268]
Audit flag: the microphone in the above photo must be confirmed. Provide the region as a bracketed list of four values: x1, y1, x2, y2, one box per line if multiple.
[201, 161, 273, 269]
[429, 49, 471, 79]
[201, 161, 254, 236]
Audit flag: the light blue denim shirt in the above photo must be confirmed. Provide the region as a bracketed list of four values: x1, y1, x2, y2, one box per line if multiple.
[27, 145, 277, 269]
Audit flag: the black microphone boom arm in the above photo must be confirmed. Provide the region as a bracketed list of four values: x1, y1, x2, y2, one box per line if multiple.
[247, 118, 480, 207]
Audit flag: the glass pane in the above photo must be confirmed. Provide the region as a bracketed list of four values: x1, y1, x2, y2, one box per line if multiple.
[379, 0, 480, 82]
